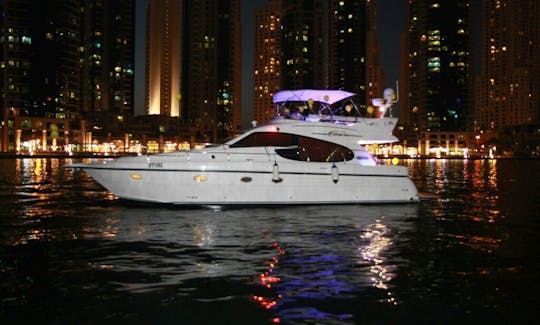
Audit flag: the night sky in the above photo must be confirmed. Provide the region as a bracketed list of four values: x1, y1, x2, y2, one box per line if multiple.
[134, 0, 406, 122]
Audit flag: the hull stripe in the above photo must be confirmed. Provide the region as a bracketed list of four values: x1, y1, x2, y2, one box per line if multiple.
[79, 166, 408, 178]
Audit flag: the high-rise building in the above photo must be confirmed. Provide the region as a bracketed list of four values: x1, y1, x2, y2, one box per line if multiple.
[178, 0, 242, 141]
[279, 1, 368, 106]
[216, 0, 242, 139]
[406, 0, 474, 133]
[253, 0, 281, 124]
[1, 0, 135, 152]
[145, 0, 180, 117]
[280, 0, 329, 90]
[329, 0, 367, 106]
[83, 0, 135, 119]
[365, 0, 385, 110]
[475, 0, 539, 132]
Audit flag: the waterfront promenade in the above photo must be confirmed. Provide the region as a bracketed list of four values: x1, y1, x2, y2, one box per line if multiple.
[0, 152, 138, 159]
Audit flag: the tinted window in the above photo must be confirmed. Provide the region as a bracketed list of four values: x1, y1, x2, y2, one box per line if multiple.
[231, 132, 354, 162]
[230, 132, 298, 147]
[280, 135, 354, 162]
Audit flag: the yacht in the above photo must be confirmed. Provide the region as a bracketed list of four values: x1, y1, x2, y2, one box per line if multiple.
[67, 89, 419, 205]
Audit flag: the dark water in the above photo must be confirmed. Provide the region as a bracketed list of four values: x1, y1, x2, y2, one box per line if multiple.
[1, 158, 538, 324]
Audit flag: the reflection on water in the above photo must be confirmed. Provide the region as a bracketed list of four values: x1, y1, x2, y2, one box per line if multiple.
[1, 158, 539, 323]
[406, 159, 507, 251]
[359, 220, 395, 299]
[250, 205, 416, 323]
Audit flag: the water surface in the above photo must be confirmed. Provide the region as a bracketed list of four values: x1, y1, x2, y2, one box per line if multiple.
[1, 158, 538, 324]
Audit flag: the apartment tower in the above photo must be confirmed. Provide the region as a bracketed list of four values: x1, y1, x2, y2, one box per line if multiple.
[179, 0, 242, 141]
[365, 0, 385, 109]
[1, 0, 135, 151]
[475, 0, 539, 131]
[253, 0, 281, 124]
[145, 0, 180, 117]
[407, 0, 474, 133]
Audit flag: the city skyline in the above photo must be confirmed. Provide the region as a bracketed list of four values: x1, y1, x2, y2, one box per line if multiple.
[134, 0, 407, 123]
[2, 0, 536, 156]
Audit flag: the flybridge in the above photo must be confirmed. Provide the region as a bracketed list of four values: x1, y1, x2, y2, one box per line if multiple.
[272, 88, 398, 122]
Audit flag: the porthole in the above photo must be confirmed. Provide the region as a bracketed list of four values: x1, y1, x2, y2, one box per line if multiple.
[130, 173, 142, 180]
[193, 175, 208, 182]
[241, 176, 252, 182]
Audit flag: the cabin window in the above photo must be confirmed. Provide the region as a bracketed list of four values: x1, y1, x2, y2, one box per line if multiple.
[230, 132, 298, 147]
[282, 136, 354, 162]
[230, 132, 354, 162]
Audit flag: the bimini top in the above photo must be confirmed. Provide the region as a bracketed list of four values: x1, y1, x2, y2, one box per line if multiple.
[273, 89, 356, 105]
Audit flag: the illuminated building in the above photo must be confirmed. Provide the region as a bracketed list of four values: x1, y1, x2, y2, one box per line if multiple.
[279, 1, 368, 107]
[83, 1, 135, 120]
[280, 0, 328, 90]
[475, 0, 539, 151]
[179, 0, 242, 141]
[406, 1, 474, 133]
[365, 0, 386, 110]
[145, 0, 180, 117]
[329, 0, 368, 107]
[253, 0, 281, 124]
[0, 0, 135, 152]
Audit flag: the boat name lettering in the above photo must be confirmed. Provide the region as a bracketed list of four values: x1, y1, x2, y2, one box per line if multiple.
[148, 162, 163, 168]
[328, 131, 348, 136]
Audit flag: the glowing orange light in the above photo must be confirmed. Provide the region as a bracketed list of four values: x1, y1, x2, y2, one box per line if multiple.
[130, 173, 143, 180]
[253, 239, 286, 312]
[193, 175, 208, 182]
[260, 275, 281, 283]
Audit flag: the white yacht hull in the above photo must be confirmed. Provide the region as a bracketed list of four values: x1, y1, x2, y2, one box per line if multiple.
[71, 157, 418, 205]
[67, 89, 421, 206]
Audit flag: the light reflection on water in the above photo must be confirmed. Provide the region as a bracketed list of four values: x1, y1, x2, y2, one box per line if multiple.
[0, 158, 539, 324]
